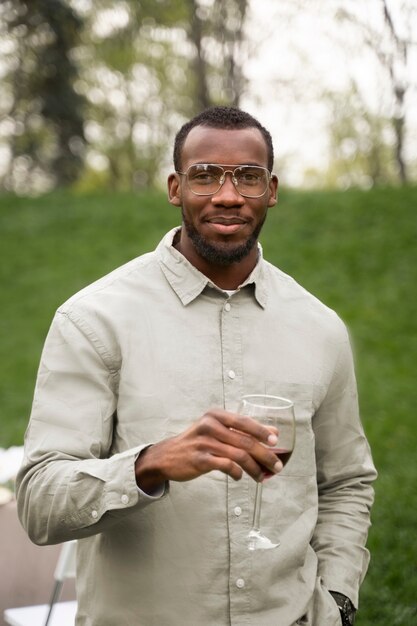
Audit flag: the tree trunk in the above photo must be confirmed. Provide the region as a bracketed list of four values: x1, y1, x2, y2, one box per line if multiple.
[393, 111, 407, 185]
[187, 0, 211, 111]
[381, 0, 408, 184]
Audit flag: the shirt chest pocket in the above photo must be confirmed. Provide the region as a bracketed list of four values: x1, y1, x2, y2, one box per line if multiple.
[265, 382, 318, 477]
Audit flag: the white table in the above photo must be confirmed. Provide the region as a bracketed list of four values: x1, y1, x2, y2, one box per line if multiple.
[4, 601, 77, 626]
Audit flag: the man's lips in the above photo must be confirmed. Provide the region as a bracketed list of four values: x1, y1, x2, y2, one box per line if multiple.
[205, 216, 248, 235]
[206, 216, 247, 225]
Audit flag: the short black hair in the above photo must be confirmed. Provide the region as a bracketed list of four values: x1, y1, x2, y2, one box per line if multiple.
[173, 106, 274, 172]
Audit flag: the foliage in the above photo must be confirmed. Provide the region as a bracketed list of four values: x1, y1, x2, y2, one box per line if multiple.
[0, 0, 249, 194]
[1, 0, 416, 193]
[336, 0, 416, 185]
[0, 186, 416, 624]
[75, 0, 249, 191]
[313, 85, 400, 189]
[1, 0, 86, 192]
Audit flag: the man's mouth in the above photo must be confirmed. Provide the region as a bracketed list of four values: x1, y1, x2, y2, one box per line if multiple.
[205, 216, 248, 234]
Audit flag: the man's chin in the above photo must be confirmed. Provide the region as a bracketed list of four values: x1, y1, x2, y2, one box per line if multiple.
[182, 213, 263, 267]
[188, 232, 257, 266]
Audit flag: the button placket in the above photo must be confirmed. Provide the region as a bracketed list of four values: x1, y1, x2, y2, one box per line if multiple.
[221, 315, 241, 399]
[220, 294, 250, 620]
[227, 476, 252, 621]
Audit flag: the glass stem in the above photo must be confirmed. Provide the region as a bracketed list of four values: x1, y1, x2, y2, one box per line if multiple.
[251, 483, 263, 532]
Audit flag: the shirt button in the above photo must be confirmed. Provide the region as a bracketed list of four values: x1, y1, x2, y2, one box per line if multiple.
[228, 370, 236, 379]
[121, 494, 129, 505]
[91, 510, 98, 519]
[236, 578, 245, 589]
[224, 302, 231, 312]
[233, 506, 242, 517]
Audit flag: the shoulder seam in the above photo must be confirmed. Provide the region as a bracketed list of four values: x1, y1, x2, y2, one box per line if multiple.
[56, 310, 120, 376]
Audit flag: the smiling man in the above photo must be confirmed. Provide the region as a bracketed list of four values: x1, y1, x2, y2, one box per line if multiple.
[17, 106, 376, 626]
[169, 122, 277, 285]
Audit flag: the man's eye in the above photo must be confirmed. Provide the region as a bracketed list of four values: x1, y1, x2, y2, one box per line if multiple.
[240, 173, 260, 184]
[193, 173, 215, 183]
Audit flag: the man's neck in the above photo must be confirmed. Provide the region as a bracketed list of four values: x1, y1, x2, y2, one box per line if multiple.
[173, 235, 258, 290]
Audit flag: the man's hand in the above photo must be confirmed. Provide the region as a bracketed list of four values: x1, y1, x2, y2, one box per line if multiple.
[134, 408, 282, 494]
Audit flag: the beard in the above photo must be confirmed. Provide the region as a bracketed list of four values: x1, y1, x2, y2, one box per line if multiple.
[181, 210, 266, 266]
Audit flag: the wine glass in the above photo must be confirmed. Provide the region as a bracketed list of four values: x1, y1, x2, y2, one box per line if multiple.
[238, 394, 295, 551]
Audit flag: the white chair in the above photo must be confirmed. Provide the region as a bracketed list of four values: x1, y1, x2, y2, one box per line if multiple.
[4, 540, 77, 626]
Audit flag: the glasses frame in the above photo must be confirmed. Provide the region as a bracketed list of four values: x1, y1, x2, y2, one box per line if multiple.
[176, 163, 273, 198]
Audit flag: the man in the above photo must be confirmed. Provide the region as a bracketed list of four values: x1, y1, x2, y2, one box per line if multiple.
[17, 106, 376, 626]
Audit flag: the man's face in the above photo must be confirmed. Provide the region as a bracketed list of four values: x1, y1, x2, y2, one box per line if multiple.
[168, 126, 278, 267]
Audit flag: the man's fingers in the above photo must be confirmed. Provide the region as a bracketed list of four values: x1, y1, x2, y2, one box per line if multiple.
[199, 409, 278, 446]
[194, 410, 282, 476]
[199, 453, 244, 481]
[199, 437, 281, 481]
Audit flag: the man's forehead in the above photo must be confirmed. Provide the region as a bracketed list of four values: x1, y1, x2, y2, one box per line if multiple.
[181, 125, 269, 166]
[185, 124, 264, 142]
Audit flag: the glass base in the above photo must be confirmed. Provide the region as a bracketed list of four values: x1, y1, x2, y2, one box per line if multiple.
[247, 529, 280, 551]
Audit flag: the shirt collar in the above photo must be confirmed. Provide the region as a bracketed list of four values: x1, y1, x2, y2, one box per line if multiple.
[156, 227, 268, 308]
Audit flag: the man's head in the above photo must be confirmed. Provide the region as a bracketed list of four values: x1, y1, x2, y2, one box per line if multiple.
[168, 107, 278, 284]
[173, 106, 274, 173]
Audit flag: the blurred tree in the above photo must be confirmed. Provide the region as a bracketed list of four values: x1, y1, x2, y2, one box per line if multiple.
[337, 0, 416, 185]
[0, 0, 250, 193]
[1, 0, 86, 192]
[187, 0, 211, 110]
[186, 0, 248, 108]
[75, 0, 249, 191]
[321, 84, 398, 188]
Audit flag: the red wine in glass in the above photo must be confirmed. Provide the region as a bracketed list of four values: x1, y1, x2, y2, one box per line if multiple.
[262, 448, 293, 478]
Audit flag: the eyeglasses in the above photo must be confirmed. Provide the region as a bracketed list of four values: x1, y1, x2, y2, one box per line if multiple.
[177, 163, 271, 198]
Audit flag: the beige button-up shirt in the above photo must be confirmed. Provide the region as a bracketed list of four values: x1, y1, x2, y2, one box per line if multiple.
[17, 228, 376, 626]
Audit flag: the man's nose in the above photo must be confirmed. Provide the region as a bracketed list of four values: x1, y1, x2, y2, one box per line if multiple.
[211, 173, 245, 205]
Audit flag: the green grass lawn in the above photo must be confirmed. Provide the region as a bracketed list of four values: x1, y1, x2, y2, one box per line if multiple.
[1, 186, 416, 624]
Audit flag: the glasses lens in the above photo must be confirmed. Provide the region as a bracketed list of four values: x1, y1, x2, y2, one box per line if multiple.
[235, 166, 269, 197]
[187, 164, 223, 195]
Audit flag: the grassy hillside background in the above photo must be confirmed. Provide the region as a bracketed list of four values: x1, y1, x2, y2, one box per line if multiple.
[1, 187, 416, 624]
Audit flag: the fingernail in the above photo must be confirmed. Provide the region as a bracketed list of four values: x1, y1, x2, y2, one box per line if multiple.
[267, 433, 278, 446]
[274, 461, 283, 473]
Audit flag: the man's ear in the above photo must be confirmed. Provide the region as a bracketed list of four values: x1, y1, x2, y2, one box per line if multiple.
[167, 173, 182, 207]
[267, 174, 279, 208]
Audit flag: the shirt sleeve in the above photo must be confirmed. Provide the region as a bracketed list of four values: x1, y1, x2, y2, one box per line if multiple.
[311, 327, 377, 608]
[16, 310, 168, 546]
